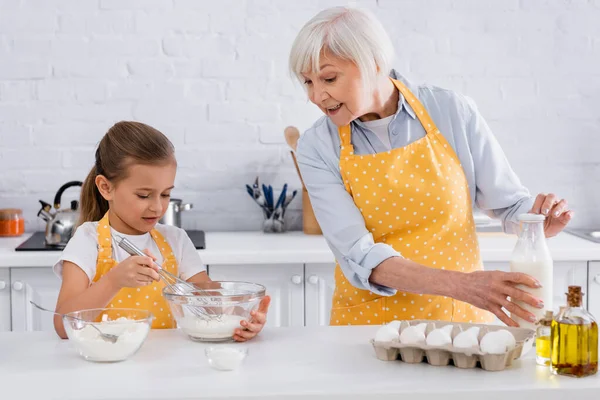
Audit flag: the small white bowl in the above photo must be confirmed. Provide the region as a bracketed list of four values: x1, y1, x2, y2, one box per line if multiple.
[205, 346, 248, 371]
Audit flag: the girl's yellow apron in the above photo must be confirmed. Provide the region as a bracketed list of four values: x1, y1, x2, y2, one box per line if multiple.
[331, 79, 494, 325]
[93, 212, 178, 328]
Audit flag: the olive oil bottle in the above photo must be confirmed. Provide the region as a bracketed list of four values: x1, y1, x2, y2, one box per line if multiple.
[536, 310, 553, 366]
[551, 286, 598, 377]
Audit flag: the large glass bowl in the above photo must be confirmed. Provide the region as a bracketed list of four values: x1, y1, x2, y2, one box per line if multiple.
[163, 281, 265, 342]
[63, 308, 153, 362]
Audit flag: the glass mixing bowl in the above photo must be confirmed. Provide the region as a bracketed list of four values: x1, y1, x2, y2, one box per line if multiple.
[164, 281, 265, 342]
[63, 308, 153, 362]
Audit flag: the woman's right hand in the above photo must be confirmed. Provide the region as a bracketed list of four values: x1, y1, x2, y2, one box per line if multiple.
[106, 250, 160, 289]
[451, 270, 545, 327]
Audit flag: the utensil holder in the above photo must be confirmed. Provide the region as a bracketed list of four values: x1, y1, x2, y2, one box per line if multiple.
[262, 213, 286, 234]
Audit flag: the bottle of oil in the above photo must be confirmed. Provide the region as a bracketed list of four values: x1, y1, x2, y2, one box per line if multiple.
[551, 286, 598, 377]
[536, 310, 553, 366]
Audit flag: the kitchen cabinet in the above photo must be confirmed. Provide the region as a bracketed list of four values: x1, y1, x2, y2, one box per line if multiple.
[304, 263, 336, 327]
[10, 268, 61, 332]
[485, 261, 588, 311]
[588, 262, 600, 318]
[207, 264, 305, 328]
[0, 269, 10, 331]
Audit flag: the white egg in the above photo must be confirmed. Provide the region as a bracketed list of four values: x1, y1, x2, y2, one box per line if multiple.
[386, 320, 402, 332]
[425, 325, 453, 346]
[400, 325, 426, 345]
[375, 325, 400, 342]
[453, 327, 480, 349]
[480, 330, 517, 354]
[494, 329, 516, 349]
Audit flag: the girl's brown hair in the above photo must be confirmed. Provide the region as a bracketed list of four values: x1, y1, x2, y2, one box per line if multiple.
[80, 121, 175, 224]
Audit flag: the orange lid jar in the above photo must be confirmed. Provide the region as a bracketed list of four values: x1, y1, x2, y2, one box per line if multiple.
[0, 209, 25, 237]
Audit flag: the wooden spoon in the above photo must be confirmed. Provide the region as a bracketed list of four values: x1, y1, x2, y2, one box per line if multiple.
[284, 126, 300, 152]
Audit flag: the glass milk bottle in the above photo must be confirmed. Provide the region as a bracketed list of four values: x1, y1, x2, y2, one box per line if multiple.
[509, 213, 553, 330]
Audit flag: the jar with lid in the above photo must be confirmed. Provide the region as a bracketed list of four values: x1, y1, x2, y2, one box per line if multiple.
[509, 213, 553, 330]
[0, 208, 25, 237]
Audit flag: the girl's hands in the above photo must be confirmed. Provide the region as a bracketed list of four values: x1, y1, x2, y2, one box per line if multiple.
[233, 296, 271, 342]
[106, 248, 160, 289]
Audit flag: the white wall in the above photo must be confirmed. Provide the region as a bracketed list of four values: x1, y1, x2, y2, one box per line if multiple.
[0, 0, 598, 232]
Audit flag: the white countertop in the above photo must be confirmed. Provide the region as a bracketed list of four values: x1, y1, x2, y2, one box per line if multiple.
[1, 326, 598, 400]
[0, 230, 599, 268]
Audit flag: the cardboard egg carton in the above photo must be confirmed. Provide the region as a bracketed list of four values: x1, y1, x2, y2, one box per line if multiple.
[371, 320, 535, 371]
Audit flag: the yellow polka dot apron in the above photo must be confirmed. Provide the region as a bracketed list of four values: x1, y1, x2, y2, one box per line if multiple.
[93, 212, 177, 329]
[330, 78, 494, 326]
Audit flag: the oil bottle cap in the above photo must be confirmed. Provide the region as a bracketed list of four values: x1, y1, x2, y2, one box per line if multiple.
[539, 310, 554, 326]
[566, 286, 584, 307]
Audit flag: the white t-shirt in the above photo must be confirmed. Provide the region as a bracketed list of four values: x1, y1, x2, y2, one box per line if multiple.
[362, 114, 394, 149]
[53, 222, 206, 283]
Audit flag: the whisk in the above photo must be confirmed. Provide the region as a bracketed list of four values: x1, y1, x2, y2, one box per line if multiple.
[116, 236, 220, 320]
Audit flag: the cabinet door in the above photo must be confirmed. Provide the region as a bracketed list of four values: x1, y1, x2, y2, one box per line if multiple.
[208, 264, 304, 328]
[305, 263, 336, 327]
[589, 262, 600, 318]
[0, 269, 10, 332]
[11, 268, 61, 332]
[484, 261, 588, 319]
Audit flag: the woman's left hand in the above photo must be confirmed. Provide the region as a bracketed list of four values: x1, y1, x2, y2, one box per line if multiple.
[233, 295, 271, 342]
[530, 193, 574, 238]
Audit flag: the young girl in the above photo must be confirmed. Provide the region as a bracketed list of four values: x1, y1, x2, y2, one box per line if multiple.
[53, 121, 270, 341]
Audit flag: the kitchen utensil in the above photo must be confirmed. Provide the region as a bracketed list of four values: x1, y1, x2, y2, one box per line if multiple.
[290, 151, 305, 187]
[302, 188, 322, 235]
[246, 184, 269, 217]
[159, 198, 193, 228]
[284, 126, 300, 151]
[30, 301, 119, 343]
[37, 180, 83, 247]
[62, 308, 152, 362]
[164, 281, 265, 342]
[282, 190, 298, 218]
[115, 235, 219, 320]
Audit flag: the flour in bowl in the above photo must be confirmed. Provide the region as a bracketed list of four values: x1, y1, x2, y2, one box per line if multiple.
[178, 315, 245, 340]
[67, 317, 150, 362]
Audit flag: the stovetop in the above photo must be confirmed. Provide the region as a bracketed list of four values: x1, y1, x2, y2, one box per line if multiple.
[15, 230, 206, 251]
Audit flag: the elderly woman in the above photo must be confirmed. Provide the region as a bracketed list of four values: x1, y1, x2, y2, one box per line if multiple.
[289, 7, 573, 327]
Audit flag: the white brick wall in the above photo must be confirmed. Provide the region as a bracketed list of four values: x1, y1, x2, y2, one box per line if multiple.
[0, 0, 599, 233]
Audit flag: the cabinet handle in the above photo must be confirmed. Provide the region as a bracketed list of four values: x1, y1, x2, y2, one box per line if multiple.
[307, 275, 319, 285]
[12, 281, 24, 291]
[0, 280, 6, 290]
[291, 275, 303, 285]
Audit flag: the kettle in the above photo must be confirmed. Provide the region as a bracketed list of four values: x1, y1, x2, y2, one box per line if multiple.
[37, 181, 83, 247]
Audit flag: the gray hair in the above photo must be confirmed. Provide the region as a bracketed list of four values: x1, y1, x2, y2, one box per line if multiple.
[289, 6, 394, 92]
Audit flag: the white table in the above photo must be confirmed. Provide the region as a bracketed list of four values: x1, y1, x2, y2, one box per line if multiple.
[1, 326, 598, 399]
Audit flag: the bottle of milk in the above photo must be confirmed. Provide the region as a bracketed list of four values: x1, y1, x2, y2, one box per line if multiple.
[509, 213, 553, 331]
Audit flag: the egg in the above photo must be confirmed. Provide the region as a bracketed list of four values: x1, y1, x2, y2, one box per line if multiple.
[453, 326, 480, 348]
[386, 320, 402, 332]
[399, 322, 427, 345]
[374, 325, 400, 342]
[480, 330, 517, 354]
[494, 329, 516, 349]
[425, 324, 454, 346]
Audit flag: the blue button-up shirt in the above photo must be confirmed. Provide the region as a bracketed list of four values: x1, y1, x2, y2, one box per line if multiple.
[296, 70, 534, 296]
